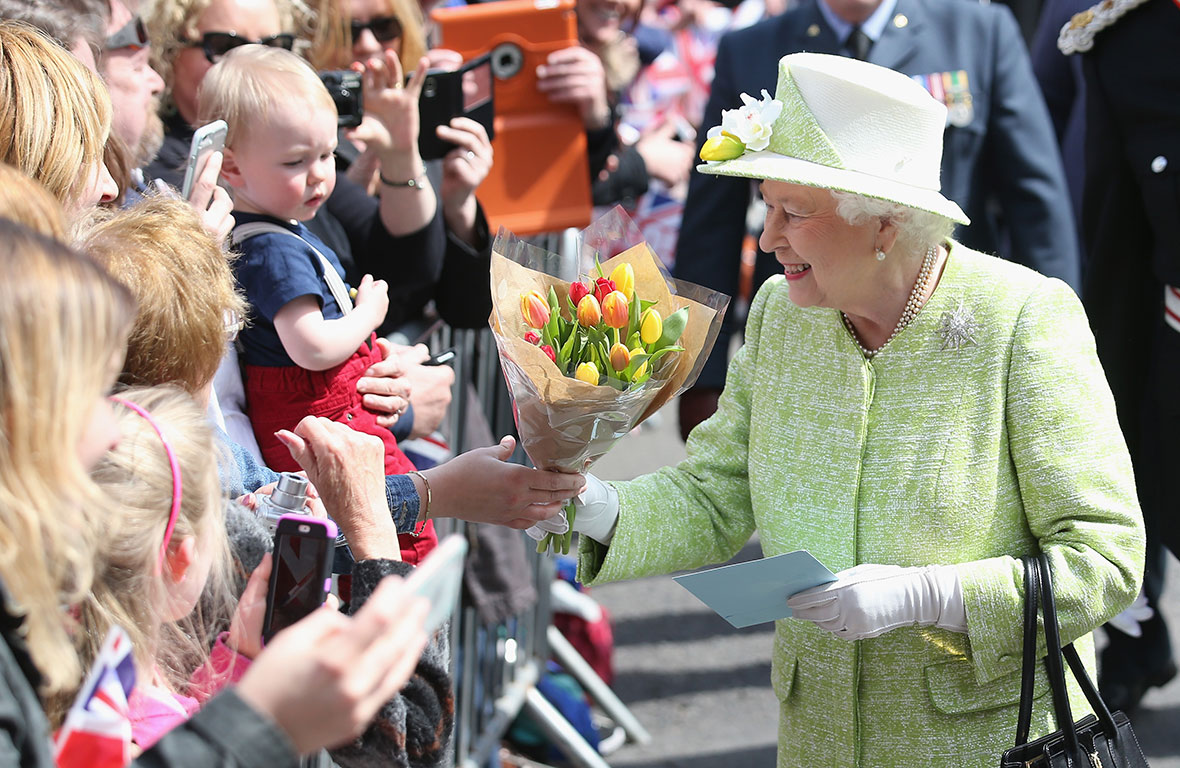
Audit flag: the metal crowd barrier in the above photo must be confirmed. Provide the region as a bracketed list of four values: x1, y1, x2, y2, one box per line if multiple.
[425, 319, 649, 768]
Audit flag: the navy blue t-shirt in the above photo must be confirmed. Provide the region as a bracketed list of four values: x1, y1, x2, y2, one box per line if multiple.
[233, 213, 352, 367]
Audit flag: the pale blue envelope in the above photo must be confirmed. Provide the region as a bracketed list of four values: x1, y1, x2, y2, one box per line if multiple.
[673, 550, 837, 628]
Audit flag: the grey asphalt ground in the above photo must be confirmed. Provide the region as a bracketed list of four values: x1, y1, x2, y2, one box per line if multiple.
[587, 403, 1180, 768]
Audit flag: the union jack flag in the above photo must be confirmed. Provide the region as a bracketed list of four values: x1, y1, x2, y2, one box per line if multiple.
[54, 626, 136, 768]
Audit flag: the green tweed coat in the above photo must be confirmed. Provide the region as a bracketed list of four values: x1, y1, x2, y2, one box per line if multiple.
[578, 242, 1145, 767]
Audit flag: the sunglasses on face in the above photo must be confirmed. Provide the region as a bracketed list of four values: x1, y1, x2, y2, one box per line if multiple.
[106, 15, 149, 51]
[188, 31, 296, 63]
[349, 15, 402, 44]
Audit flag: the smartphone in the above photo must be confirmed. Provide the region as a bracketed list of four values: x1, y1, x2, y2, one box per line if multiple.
[320, 70, 364, 129]
[416, 53, 494, 161]
[180, 119, 227, 200]
[405, 534, 468, 633]
[424, 347, 456, 366]
[262, 514, 338, 643]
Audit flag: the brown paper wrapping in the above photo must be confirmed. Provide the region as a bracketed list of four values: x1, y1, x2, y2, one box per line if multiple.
[490, 241, 728, 473]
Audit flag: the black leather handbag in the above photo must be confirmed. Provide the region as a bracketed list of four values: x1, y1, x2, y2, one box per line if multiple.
[1000, 553, 1150, 768]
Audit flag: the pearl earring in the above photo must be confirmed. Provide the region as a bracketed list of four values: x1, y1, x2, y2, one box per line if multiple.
[875, 248, 887, 261]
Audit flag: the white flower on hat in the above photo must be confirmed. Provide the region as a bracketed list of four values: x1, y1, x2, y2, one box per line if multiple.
[701, 90, 782, 161]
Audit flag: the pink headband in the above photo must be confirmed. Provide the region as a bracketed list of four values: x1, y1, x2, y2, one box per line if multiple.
[109, 397, 183, 574]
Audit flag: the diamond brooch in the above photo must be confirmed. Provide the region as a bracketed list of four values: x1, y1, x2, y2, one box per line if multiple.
[938, 302, 978, 351]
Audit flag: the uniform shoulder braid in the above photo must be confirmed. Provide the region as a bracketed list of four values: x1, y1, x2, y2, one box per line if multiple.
[1058, 0, 1153, 54]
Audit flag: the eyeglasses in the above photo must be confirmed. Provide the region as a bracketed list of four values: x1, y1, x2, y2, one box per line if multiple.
[349, 15, 402, 44]
[187, 31, 296, 64]
[106, 15, 149, 51]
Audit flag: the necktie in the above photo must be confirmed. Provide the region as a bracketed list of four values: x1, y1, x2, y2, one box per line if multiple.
[847, 25, 872, 61]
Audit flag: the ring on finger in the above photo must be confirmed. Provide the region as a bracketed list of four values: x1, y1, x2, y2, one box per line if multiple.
[465, 150, 476, 162]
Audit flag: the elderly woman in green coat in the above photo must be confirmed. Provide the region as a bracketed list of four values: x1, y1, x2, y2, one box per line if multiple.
[562, 53, 1145, 767]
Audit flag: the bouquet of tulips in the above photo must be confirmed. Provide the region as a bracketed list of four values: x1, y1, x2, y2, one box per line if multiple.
[490, 207, 729, 554]
[517, 259, 689, 393]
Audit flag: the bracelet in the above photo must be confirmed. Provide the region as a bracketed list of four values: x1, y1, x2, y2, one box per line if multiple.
[408, 470, 431, 537]
[379, 171, 429, 189]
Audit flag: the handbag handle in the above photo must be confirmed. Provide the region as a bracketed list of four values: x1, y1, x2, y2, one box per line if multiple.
[1013, 555, 1122, 758]
[1014, 554, 1041, 745]
[1035, 554, 1083, 761]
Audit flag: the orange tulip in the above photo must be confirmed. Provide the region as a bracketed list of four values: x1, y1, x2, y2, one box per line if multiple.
[601, 291, 629, 329]
[609, 343, 631, 372]
[577, 294, 602, 327]
[520, 289, 550, 329]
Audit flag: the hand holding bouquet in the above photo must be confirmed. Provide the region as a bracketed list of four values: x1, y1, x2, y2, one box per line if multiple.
[490, 208, 728, 554]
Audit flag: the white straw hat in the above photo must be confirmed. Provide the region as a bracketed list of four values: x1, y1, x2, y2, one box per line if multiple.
[698, 52, 970, 225]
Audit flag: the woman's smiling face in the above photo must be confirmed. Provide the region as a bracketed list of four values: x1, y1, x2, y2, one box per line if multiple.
[757, 180, 884, 312]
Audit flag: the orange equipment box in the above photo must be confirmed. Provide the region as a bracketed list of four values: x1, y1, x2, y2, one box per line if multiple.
[432, 0, 592, 236]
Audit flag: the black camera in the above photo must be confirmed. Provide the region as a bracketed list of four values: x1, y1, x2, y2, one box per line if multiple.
[319, 70, 364, 129]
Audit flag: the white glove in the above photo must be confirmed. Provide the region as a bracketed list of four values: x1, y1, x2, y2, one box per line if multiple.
[523, 511, 569, 541]
[1107, 592, 1153, 638]
[571, 473, 619, 543]
[523, 473, 619, 544]
[786, 563, 967, 641]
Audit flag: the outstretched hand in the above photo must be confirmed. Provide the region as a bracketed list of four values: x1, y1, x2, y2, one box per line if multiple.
[424, 435, 586, 528]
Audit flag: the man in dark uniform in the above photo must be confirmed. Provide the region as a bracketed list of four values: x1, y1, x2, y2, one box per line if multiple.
[1067, 0, 1180, 712]
[674, 0, 1078, 437]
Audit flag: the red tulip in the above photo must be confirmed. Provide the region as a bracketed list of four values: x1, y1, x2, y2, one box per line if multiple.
[540, 344, 556, 363]
[524, 330, 540, 345]
[569, 281, 590, 306]
[593, 277, 616, 304]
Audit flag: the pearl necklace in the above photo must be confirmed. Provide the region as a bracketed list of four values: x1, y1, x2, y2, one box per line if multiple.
[842, 245, 937, 359]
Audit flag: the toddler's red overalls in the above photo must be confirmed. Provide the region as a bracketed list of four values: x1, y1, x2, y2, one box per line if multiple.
[245, 333, 437, 565]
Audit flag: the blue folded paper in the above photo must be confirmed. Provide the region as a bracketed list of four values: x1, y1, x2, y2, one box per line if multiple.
[673, 550, 837, 628]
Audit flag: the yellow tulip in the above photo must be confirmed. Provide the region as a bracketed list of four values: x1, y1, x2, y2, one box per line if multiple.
[699, 132, 745, 162]
[640, 308, 663, 345]
[601, 291, 629, 329]
[609, 343, 631, 372]
[576, 294, 601, 327]
[630, 347, 647, 379]
[609, 263, 635, 299]
[520, 289, 550, 329]
[575, 361, 599, 385]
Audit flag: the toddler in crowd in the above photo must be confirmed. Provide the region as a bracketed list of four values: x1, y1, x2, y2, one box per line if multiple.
[61, 386, 266, 750]
[198, 45, 435, 563]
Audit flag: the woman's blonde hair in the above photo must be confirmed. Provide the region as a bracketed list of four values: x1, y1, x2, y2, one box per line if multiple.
[78, 196, 247, 396]
[307, 0, 424, 72]
[142, 0, 295, 96]
[0, 164, 70, 241]
[197, 44, 335, 147]
[0, 219, 135, 696]
[0, 21, 112, 207]
[50, 385, 236, 726]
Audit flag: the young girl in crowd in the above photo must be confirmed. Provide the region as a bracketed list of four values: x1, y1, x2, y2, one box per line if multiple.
[63, 386, 263, 749]
[198, 44, 437, 563]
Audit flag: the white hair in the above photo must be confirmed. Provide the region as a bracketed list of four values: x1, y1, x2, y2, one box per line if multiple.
[830, 191, 956, 257]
